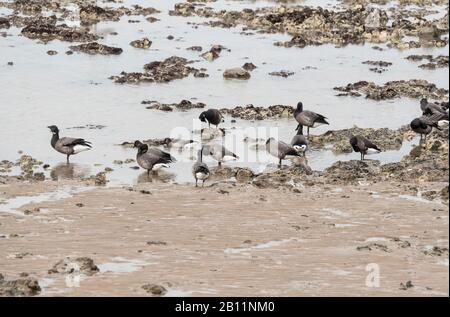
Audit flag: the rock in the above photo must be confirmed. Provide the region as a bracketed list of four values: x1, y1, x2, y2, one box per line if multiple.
[364, 8, 388, 31]
[147, 241, 166, 245]
[269, 70, 294, 77]
[399, 281, 414, 290]
[309, 126, 404, 153]
[242, 62, 257, 71]
[220, 104, 293, 120]
[200, 45, 223, 61]
[223, 67, 251, 80]
[110, 56, 208, 84]
[46, 50, 57, 55]
[334, 79, 449, 101]
[323, 160, 381, 183]
[235, 168, 255, 182]
[440, 185, 449, 201]
[130, 37, 152, 49]
[0, 17, 11, 29]
[142, 284, 167, 296]
[70, 42, 123, 55]
[21, 20, 98, 43]
[143, 100, 206, 111]
[48, 257, 99, 276]
[0, 273, 41, 296]
[187, 46, 202, 51]
[362, 60, 392, 67]
[95, 172, 107, 186]
[356, 243, 390, 252]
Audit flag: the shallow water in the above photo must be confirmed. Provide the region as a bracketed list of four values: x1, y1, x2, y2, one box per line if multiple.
[0, 0, 448, 185]
[0, 186, 92, 215]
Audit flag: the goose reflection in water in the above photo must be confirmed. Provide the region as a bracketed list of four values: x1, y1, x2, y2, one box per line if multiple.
[137, 170, 175, 184]
[50, 163, 90, 181]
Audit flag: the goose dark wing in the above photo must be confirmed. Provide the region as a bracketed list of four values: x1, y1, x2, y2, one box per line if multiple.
[148, 147, 176, 163]
[58, 137, 92, 147]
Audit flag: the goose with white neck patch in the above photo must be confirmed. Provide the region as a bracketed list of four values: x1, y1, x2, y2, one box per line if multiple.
[192, 147, 210, 187]
[134, 140, 176, 176]
[48, 125, 92, 163]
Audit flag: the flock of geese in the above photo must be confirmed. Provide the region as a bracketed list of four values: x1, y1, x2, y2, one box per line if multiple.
[48, 99, 449, 187]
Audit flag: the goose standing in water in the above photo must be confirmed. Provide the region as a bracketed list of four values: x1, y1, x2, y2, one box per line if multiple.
[410, 116, 441, 142]
[205, 143, 238, 167]
[199, 109, 223, 128]
[290, 125, 308, 157]
[294, 102, 329, 137]
[48, 125, 92, 163]
[349, 135, 381, 161]
[266, 137, 301, 167]
[192, 147, 210, 187]
[134, 140, 176, 175]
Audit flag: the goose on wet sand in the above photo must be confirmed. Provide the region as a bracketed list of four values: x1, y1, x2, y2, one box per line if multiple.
[199, 109, 223, 128]
[48, 125, 92, 163]
[294, 102, 329, 137]
[410, 115, 441, 142]
[290, 125, 308, 157]
[349, 135, 381, 161]
[205, 143, 238, 167]
[266, 137, 301, 167]
[192, 147, 210, 187]
[134, 140, 176, 175]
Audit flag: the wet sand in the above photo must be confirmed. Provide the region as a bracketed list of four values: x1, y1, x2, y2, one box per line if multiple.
[0, 178, 448, 296]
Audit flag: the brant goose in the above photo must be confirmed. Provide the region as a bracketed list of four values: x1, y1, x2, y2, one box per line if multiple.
[48, 125, 92, 163]
[290, 125, 308, 157]
[199, 109, 223, 128]
[266, 137, 301, 167]
[133, 140, 176, 175]
[294, 102, 329, 136]
[163, 138, 195, 149]
[420, 98, 447, 116]
[192, 147, 210, 187]
[205, 143, 238, 167]
[410, 115, 441, 142]
[349, 135, 381, 161]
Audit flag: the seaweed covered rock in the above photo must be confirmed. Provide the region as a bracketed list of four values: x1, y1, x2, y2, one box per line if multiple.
[0, 273, 41, 296]
[323, 160, 381, 183]
[110, 56, 208, 84]
[309, 126, 404, 153]
[334, 79, 449, 101]
[70, 42, 123, 55]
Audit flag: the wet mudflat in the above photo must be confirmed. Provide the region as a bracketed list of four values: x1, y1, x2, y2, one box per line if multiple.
[0, 0, 448, 296]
